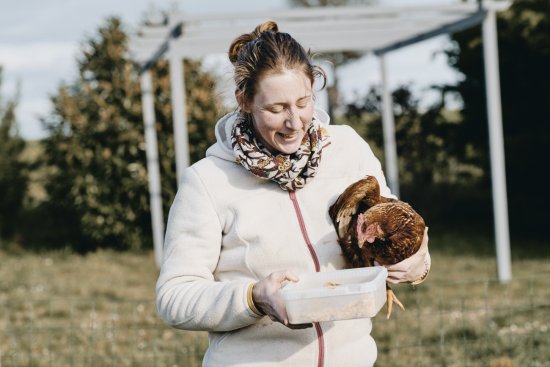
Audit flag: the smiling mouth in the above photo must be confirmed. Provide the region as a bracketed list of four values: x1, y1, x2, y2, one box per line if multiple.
[279, 132, 298, 139]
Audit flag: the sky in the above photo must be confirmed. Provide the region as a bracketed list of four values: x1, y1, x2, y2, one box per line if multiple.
[0, 0, 462, 140]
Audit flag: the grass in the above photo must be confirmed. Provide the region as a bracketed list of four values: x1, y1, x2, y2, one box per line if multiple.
[0, 230, 548, 367]
[0, 249, 208, 366]
[371, 230, 550, 367]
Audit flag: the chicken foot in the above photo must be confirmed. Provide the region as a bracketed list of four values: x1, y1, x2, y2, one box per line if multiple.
[386, 284, 405, 319]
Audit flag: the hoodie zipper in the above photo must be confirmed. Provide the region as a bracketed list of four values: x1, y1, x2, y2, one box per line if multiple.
[289, 190, 325, 367]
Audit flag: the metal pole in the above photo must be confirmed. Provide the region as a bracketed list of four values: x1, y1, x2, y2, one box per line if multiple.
[482, 7, 512, 283]
[379, 54, 400, 197]
[169, 28, 190, 186]
[140, 70, 165, 267]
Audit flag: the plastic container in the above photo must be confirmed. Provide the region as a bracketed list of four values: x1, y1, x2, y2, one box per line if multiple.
[280, 266, 388, 324]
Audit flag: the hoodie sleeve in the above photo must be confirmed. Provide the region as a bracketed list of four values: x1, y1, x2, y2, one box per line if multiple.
[346, 125, 397, 200]
[156, 166, 262, 332]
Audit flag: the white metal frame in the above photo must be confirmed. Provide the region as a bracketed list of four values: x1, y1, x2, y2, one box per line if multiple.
[130, 1, 512, 283]
[139, 71, 165, 267]
[482, 3, 511, 282]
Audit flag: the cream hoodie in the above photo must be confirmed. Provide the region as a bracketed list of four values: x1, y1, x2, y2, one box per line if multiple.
[156, 108, 396, 367]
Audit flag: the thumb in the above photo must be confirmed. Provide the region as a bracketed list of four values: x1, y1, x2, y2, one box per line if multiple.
[281, 270, 299, 283]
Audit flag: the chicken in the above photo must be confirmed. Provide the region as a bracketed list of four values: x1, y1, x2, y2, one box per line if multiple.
[329, 175, 426, 318]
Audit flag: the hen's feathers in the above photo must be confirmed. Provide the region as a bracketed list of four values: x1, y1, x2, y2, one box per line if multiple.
[329, 176, 425, 268]
[328, 176, 394, 239]
[361, 202, 425, 265]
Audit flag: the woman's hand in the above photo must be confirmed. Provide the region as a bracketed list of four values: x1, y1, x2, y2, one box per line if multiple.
[386, 227, 431, 285]
[252, 270, 313, 329]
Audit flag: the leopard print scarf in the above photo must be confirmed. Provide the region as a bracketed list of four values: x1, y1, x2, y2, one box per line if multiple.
[231, 113, 328, 191]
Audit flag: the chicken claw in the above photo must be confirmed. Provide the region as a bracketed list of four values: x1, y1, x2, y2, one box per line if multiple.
[386, 285, 405, 319]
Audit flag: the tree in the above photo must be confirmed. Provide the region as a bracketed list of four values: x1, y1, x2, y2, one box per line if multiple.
[340, 0, 550, 237]
[341, 84, 488, 225]
[444, 0, 550, 234]
[0, 66, 27, 243]
[38, 17, 221, 252]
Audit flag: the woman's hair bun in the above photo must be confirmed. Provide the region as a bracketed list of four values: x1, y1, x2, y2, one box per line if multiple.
[228, 20, 279, 64]
[254, 20, 278, 35]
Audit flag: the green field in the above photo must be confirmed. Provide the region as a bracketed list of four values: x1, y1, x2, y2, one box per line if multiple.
[1, 230, 549, 366]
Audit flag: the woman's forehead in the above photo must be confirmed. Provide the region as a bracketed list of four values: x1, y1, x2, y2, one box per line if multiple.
[254, 70, 312, 103]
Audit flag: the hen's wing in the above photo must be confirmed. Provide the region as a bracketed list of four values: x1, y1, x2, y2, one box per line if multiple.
[329, 176, 381, 239]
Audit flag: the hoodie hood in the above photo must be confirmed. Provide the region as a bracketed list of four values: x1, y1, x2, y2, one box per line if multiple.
[205, 107, 331, 162]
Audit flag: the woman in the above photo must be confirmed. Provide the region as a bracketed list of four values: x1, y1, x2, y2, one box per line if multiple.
[156, 20, 430, 366]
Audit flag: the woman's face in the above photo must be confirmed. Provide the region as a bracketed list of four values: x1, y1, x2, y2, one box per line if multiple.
[245, 69, 314, 155]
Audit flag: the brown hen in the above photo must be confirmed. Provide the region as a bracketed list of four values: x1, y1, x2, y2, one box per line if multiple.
[329, 176, 426, 318]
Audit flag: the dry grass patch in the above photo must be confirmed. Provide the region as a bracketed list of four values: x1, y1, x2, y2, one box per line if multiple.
[1, 239, 548, 366]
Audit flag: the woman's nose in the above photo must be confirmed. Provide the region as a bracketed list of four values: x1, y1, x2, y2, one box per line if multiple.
[286, 107, 302, 129]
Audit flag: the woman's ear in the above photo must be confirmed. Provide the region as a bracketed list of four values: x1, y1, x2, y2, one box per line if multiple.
[235, 89, 251, 113]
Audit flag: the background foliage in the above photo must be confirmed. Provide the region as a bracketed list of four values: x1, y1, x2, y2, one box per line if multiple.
[13, 17, 221, 252]
[444, 0, 550, 235]
[339, 0, 550, 237]
[340, 84, 491, 227]
[0, 67, 28, 242]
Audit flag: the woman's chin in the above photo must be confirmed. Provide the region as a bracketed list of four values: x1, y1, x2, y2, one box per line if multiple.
[273, 134, 303, 154]
[275, 142, 302, 155]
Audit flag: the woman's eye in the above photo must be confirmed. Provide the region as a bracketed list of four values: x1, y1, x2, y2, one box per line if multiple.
[297, 99, 310, 108]
[268, 107, 284, 113]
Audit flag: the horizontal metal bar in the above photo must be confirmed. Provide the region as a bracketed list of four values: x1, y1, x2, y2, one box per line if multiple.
[166, 2, 479, 24]
[373, 10, 487, 55]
